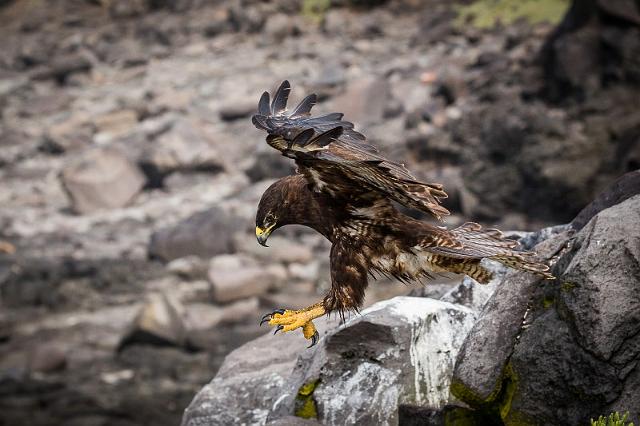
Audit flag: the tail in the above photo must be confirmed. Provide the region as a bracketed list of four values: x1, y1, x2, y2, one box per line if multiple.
[429, 222, 554, 282]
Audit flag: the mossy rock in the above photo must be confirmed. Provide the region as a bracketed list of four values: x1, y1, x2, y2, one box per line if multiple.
[454, 0, 570, 29]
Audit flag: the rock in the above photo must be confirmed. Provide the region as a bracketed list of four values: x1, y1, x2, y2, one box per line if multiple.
[208, 255, 277, 303]
[219, 98, 256, 121]
[61, 147, 146, 214]
[28, 344, 67, 373]
[331, 77, 391, 127]
[263, 13, 297, 41]
[245, 149, 295, 182]
[30, 53, 92, 82]
[105, 0, 150, 18]
[148, 206, 244, 262]
[542, 0, 640, 99]
[314, 61, 347, 89]
[228, 4, 265, 33]
[167, 256, 208, 280]
[572, 170, 640, 230]
[451, 196, 640, 425]
[181, 321, 316, 426]
[260, 283, 320, 311]
[42, 115, 94, 153]
[453, 98, 622, 223]
[273, 297, 476, 425]
[288, 261, 320, 282]
[140, 118, 223, 185]
[266, 417, 322, 426]
[119, 293, 187, 350]
[93, 109, 139, 139]
[260, 236, 314, 264]
[184, 296, 476, 425]
[183, 298, 259, 331]
[0, 127, 38, 166]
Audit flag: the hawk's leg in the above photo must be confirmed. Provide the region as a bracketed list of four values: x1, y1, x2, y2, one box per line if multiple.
[260, 302, 325, 347]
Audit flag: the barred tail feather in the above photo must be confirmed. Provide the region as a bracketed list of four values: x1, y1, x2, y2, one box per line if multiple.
[457, 261, 494, 284]
[429, 222, 555, 280]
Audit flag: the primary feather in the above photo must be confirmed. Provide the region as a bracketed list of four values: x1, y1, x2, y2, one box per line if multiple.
[252, 80, 450, 220]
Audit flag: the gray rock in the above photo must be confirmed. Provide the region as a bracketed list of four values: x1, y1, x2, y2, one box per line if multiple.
[182, 297, 476, 426]
[207, 254, 287, 303]
[105, 0, 150, 18]
[451, 196, 640, 425]
[440, 262, 505, 312]
[43, 115, 94, 153]
[93, 109, 139, 139]
[28, 343, 67, 373]
[572, 170, 640, 230]
[119, 293, 187, 350]
[167, 256, 209, 280]
[61, 147, 146, 214]
[208, 263, 270, 304]
[265, 236, 315, 264]
[183, 298, 259, 331]
[275, 297, 476, 425]
[245, 149, 295, 182]
[140, 118, 224, 184]
[331, 77, 391, 127]
[219, 98, 256, 121]
[30, 53, 92, 82]
[263, 13, 297, 41]
[149, 206, 244, 262]
[181, 323, 315, 426]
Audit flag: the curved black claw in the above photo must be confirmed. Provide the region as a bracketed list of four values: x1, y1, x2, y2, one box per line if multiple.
[307, 330, 320, 348]
[259, 309, 286, 326]
[273, 325, 284, 335]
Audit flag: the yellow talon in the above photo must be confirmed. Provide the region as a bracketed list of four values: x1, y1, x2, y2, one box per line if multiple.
[260, 303, 325, 347]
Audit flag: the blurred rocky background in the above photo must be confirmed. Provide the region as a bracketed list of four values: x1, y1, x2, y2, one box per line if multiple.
[0, 0, 638, 425]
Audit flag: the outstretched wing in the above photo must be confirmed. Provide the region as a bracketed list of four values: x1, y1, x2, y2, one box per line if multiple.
[252, 81, 450, 220]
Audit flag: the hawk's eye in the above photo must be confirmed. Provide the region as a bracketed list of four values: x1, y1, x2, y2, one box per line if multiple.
[264, 213, 276, 228]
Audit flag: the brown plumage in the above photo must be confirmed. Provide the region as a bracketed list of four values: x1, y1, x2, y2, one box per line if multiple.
[253, 81, 553, 344]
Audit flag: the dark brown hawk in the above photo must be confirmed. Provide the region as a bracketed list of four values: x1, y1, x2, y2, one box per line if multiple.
[252, 81, 553, 347]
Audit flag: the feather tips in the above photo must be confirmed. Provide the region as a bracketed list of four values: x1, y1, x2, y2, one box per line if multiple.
[271, 80, 290, 115]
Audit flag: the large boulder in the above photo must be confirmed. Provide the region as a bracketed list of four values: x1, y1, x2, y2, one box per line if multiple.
[181, 318, 324, 426]
[61, 147, 146, 214]
[451, 195, 640, 425]
[541, 0, 640, 99]
[148, 206, 244, 262]
[182, 296, 477, 425]
[571, 170, 640, 230]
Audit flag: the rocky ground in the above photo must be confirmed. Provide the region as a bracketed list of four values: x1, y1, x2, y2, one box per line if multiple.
[0, 0, 638, 425]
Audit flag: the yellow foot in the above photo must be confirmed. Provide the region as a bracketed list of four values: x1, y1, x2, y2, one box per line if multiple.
[260, 303, 326, 348]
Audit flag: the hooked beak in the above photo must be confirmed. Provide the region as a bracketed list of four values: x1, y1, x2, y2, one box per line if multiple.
[256, 225, 274, 247]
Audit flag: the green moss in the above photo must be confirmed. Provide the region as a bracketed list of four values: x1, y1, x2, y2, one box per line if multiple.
[591, 412, 635, 426]
[451, 362, 537, 426]
[302, 0, 330, 24]
[294, 379, 320, 419]
[444, 407, 479, 426]
[454, 0, 570, 29]
[560, 281, 577, 292]
[498, 363, 517, 421]
[450, 378, 497, 407]
[542, 296, 555, 309]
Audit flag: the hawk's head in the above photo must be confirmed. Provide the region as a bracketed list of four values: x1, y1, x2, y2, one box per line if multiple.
[255, 176, 301, 247]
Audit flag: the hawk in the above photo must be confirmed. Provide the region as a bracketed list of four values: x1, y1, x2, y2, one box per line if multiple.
[252, 81, 552, 347]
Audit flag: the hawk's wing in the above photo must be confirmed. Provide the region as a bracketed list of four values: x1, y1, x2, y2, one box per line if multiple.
[252, 81, 450, 220]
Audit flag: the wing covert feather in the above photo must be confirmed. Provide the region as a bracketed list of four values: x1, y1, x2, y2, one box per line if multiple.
[252, 81, 450, 219]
